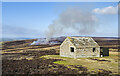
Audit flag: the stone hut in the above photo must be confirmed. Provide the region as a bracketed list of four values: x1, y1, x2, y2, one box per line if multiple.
[60, 37, 101, 58]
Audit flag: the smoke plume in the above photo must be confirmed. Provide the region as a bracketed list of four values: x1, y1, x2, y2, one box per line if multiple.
[45, 7, 98, 42]
[31, 7, 98, 45]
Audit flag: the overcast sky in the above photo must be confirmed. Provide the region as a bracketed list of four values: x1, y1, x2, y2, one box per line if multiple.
[2, 2, 118, 38]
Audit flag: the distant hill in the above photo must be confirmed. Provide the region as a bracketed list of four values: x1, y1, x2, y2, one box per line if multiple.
[1, 38, 33, 42]
[2, 36, 119, 51]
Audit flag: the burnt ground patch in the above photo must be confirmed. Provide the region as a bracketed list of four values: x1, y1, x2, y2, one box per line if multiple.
[69, 65, 89, 75]
[70, 65, 88, 71]
[97, 69, 113, 76]
[89, 58, 111, 62]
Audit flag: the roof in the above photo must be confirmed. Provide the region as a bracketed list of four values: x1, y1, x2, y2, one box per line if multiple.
[67, 37, 100, 48]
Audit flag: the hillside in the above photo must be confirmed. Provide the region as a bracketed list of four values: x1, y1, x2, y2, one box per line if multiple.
[2, 37, 119, 52]
[1, 37, 119, 75]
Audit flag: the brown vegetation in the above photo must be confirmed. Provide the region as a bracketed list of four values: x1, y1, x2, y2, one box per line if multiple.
[1, 37, 119, 75]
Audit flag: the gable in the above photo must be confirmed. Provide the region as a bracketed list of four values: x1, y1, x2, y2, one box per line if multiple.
[60, 37, 75, 48]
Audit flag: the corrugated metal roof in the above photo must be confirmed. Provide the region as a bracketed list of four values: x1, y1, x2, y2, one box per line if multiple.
[68, 37, 100, 48]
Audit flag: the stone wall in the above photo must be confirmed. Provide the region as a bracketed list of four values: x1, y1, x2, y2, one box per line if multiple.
[75, 47, 100, 58]
[60, 38, 100, 58]
[60, 38, 76, 58]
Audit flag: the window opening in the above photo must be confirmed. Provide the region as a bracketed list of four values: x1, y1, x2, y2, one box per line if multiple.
[70, 47, 74, 52]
